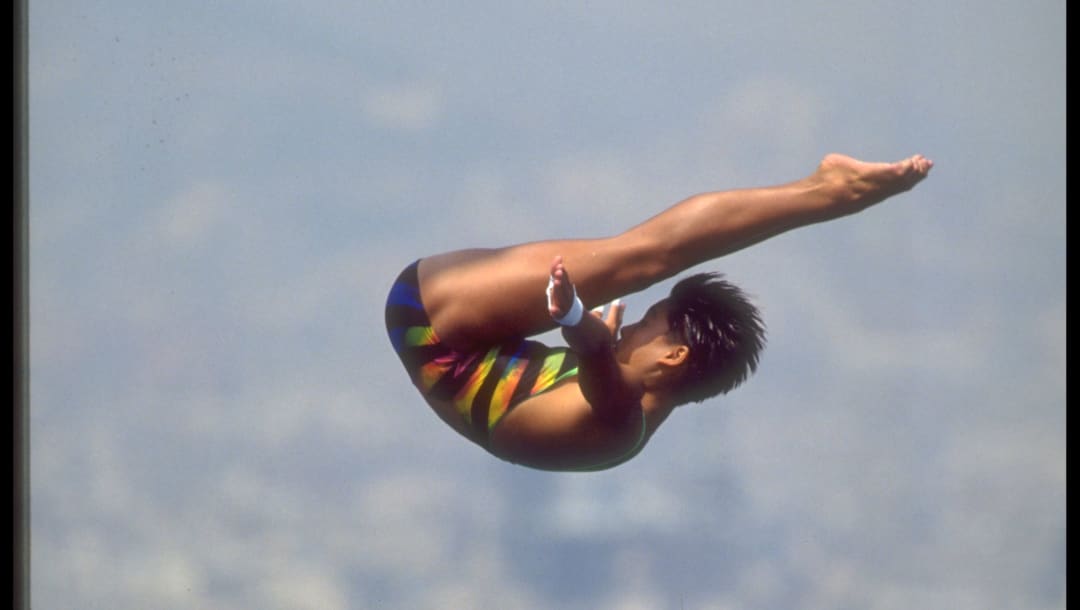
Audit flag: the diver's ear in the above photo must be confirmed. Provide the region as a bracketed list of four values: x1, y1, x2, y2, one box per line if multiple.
[659, 345, 690, 368]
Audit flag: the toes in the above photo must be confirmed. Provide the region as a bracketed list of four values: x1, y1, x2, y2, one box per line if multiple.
[901, 154, 933, 176]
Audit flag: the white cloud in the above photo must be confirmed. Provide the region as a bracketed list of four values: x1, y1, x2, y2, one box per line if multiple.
[123, 550, 208, 607]
[152, 181, 235, 250]
[546, 473, 686, 538]
[362, 82, 445, 131]
[261, 568, 348, 610]
[1035, 300, 1067, 395]
[694, 76, 832, 177]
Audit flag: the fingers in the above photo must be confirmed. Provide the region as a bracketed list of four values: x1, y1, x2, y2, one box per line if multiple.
[547, 255, 575, 317]
[550, 256, 627, 332]
[555, 262, 571, 288]
[550, 255, 563, 278]
[606, 299, 625, 329]
[550, 256, 572, 288]
[591, 298, 625, 336]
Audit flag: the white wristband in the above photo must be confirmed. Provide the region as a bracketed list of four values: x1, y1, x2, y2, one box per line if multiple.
[547, 276, 585, 326]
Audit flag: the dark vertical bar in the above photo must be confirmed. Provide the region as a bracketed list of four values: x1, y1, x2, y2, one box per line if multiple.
[14, 0, 30, 607]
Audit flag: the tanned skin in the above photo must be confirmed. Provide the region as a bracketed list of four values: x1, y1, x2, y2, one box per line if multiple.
[413, 154, 933, 470]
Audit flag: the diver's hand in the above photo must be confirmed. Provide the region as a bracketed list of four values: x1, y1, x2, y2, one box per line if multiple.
[547, 256, 577, 321]
[591, 297, 625, 345]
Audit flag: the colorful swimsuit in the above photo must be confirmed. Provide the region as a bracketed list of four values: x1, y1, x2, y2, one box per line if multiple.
[385, 261, 580, 445]
[385, 260, 647, 470]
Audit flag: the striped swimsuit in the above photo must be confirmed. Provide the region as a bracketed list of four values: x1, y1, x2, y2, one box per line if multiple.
[385, 260, 580, 447]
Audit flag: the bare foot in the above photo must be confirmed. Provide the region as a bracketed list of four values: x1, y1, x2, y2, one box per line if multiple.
[815, 153, 933, 212]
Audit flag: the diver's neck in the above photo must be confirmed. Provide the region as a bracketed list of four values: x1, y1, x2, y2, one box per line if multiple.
[640, 392, 678, 432]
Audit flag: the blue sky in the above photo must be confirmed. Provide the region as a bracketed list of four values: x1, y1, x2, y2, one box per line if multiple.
[30, 2, 1064, 609]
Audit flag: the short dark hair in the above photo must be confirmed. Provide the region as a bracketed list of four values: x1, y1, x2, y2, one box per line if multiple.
[665, 273, 766, 405]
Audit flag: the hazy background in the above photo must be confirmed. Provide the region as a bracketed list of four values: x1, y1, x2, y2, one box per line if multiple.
[30, 2, 1065, 609]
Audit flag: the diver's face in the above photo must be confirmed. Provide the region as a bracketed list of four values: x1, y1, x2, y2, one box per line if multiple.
[615, 300, 679, 367]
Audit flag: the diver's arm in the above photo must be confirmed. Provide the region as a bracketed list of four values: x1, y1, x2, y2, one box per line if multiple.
[549, 257, 638, 424]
